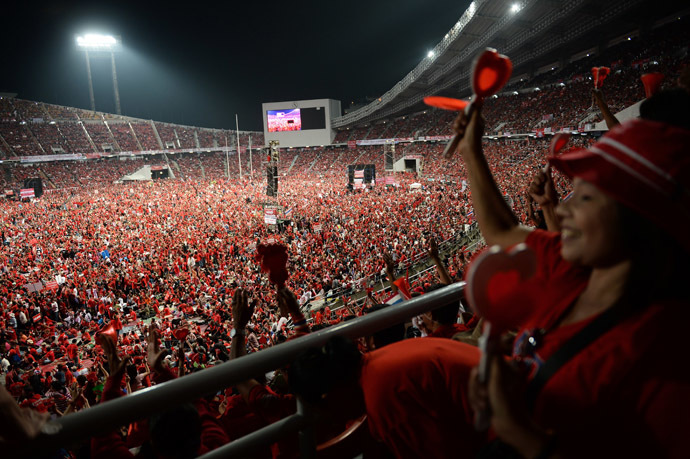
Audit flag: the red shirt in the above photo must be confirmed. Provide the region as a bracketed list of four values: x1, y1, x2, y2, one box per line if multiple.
[514, 230, 690, 457]
[360, 338, 485, 459]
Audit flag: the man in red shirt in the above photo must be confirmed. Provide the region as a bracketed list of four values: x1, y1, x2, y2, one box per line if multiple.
[67, 339, 80, 365]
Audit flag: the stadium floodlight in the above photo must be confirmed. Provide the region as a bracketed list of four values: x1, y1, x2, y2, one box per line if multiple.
[427, 50, 435, 58]
[511, 3, 521, 13]
[75, 33, 123, 115]
[76, 34, 119, 50]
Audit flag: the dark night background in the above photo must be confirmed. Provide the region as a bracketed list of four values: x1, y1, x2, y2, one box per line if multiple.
[0, 0, 471, 131]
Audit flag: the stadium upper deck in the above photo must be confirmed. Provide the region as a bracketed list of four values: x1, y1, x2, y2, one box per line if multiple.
[332, 0, 689, 129]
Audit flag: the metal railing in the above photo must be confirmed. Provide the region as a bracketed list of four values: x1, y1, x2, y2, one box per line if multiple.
[23, 282, 466, 458]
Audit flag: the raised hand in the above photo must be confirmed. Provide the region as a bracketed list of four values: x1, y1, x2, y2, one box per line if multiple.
[527, 167, 559, 207]
[232, 288, 255, 329]
[428, 237, 440, 260]
[146, 323, 165, 373]
[97, 333, 129, 379]
[383, 252, 396, 272]
[277, 286, 299, 318]
[450, 108, 485, 159]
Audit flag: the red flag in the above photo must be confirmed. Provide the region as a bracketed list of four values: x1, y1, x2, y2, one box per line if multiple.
[393, 277, 412, 300]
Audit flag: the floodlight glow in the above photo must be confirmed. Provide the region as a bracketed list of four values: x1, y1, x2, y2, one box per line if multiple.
[511, 3, 521, 13]
[76, 34, 118, 48]
[427, 50, 435, 58]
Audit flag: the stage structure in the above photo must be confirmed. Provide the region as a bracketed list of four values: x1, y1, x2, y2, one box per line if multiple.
[266, 140, 279, 197]
[347, 164, 375, 190]
[384, 143, 395, 171]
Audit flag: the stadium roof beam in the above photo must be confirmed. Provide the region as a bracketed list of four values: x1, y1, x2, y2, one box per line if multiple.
[475, 13, 501, 21]
[512, 19, 533, 30]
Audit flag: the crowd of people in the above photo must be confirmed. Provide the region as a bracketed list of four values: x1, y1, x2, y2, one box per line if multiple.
[1, 13, 689, 458]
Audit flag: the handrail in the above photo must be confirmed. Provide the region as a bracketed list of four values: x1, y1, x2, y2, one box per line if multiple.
[24, 282, 466, 457]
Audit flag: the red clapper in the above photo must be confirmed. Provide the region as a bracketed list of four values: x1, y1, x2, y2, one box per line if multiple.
[424, 48, 513, 158]
[464, 243, 538, 431]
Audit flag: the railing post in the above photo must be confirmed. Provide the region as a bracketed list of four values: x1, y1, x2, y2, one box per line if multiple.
[297, 398, 316, 459]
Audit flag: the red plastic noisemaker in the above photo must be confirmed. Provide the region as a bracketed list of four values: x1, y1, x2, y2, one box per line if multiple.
[173, 327, 190, 341]
[640, 72, 664, 99]
[591, 67, 610, 89]
[442, 48, 513, 158]
[423, 96, 469, 111]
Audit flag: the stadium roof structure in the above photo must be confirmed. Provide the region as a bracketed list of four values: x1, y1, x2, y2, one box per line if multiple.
[331, 0, 689, 129]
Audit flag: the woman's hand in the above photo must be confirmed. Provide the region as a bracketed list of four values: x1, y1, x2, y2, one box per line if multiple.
[469, 354, 551, 457]
[449, 108, 485, 159]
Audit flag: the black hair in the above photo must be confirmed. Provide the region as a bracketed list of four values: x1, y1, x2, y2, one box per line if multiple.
[362, 304, 405, 348]
[126, 364, 138, 382]
[432, 302, 461, 325]
[288, 336, 362, 404]
[639, 88, 690, 130]
[148, 403, 202, 458]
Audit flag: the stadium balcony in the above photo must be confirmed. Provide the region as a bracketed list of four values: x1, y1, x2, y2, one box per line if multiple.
[176, 125, 198, 149]
[42, 103, 80, 120]
[30, 121, 72, 155]
[107, 121, 141, 152]
[12, 98, 50, 120]
[0, 121, 45, 157]
[84, 121, 119, 153]
[57, 121, 94, 153]
[131, 122, 163, 151]
[154, 122, 179, 149]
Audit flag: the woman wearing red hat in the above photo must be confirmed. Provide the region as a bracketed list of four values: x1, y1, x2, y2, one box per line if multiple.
[456, 95, 690, 458]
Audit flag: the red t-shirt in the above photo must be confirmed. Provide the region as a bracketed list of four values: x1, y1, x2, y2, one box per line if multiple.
[515, 229, 690, 457]
[360, 338, 485, 459]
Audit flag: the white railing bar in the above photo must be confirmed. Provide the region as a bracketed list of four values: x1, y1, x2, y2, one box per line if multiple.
[27, 282, 465, 456]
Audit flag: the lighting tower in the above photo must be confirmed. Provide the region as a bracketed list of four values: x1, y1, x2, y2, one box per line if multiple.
[76, 34, 123, 114]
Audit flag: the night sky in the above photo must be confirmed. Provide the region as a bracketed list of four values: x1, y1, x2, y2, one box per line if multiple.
[1, 0, 471, 131]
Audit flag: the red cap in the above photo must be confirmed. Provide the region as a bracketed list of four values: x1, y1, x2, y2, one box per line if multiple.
[549, 119, 690, 252]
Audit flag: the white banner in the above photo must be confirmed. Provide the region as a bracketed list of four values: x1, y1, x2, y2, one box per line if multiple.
[264, 207, 278, 225]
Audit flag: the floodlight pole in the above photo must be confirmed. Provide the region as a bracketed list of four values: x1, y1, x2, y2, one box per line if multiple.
[84, 50, 96, 112]
[236, 114, 242, 179]
[225, 136, 229, 179]
[111, 51, 122, 115]
[249, 134, 253, 179]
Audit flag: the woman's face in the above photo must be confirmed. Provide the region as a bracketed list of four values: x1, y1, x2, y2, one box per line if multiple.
[556, 178, 629, 267]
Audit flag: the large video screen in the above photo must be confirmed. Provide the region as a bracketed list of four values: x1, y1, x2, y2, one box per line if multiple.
[267, 109, 301, 132]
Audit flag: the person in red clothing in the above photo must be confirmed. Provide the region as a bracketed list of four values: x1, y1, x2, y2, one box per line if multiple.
[454, 101, 690, 458]
[289, 336, 486, 458]
[111, 315, 123, 338]
[66, 339, 80, 365]
[90, 329, 229, 458]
